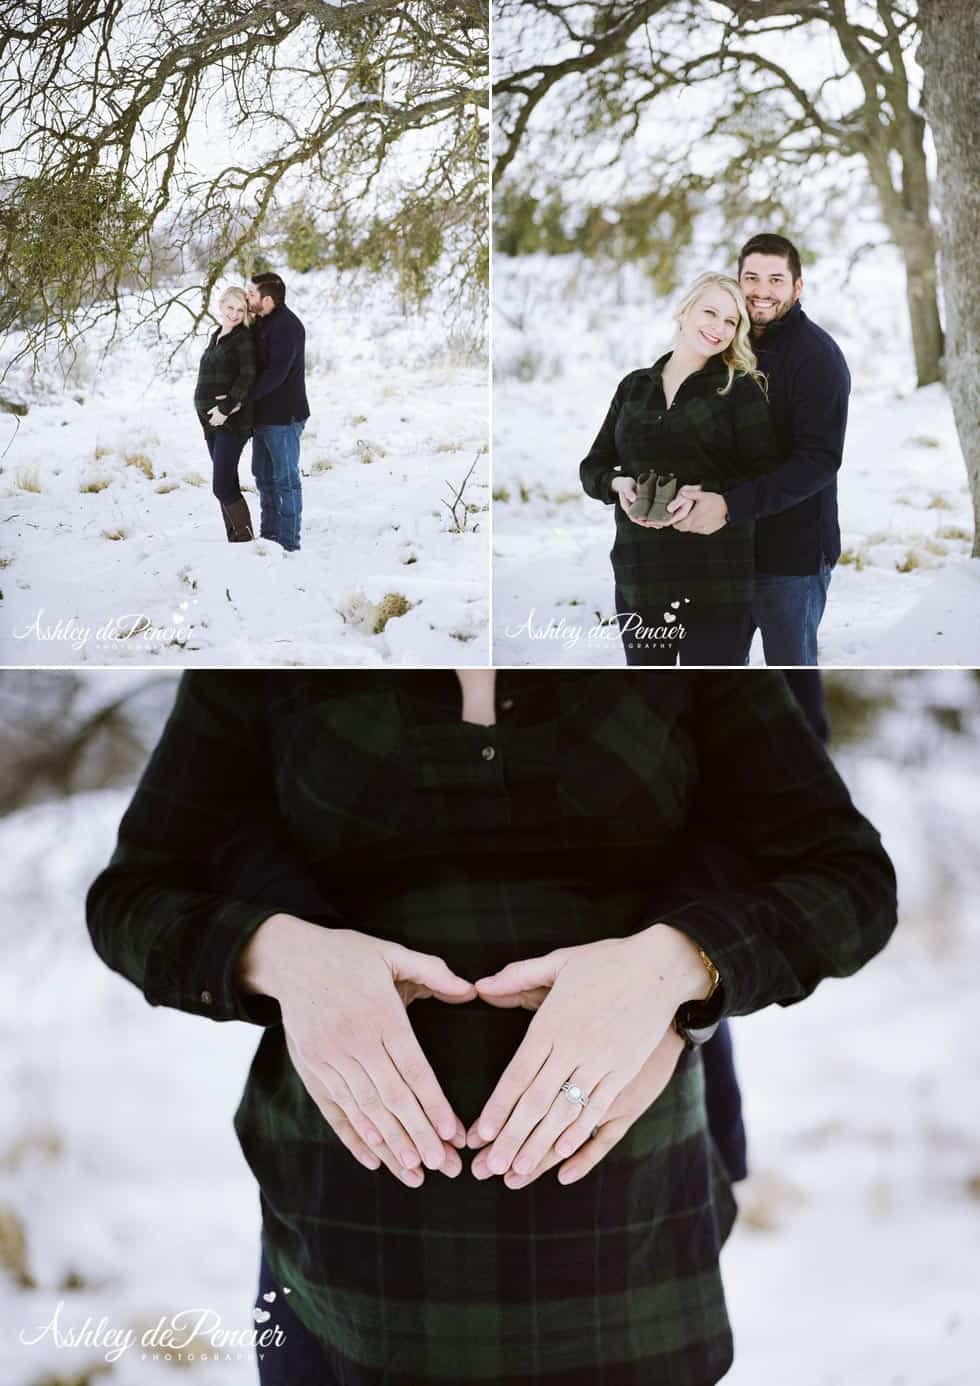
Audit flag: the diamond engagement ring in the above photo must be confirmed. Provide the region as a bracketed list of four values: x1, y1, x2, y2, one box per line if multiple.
[559, 1081, 589, 1109]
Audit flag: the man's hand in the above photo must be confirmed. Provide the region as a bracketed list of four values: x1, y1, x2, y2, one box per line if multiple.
[671, 487, 728, 534]
[468, 1026, 687, 1187]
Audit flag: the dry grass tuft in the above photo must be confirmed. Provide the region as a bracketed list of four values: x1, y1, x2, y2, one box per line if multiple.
[124, 453, 154, 480]
[355, 438, 387, 465]
[155, 480, 180, 494]
[0, 1202, 34, 1287]
[373, 592, 413, 633]
[101, 527, 127, 541]
[15, 466, 42, 492]
[0, 1125, 63, 1172]
[80, 477, 112, 493]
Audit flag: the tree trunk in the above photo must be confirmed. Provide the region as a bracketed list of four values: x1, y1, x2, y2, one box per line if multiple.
[897, 227, 944, 389]
[919, 2, 980, 555]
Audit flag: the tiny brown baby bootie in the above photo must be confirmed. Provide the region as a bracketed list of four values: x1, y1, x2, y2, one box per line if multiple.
[628, 470, 657, 520]
[648, 473, 678, 523]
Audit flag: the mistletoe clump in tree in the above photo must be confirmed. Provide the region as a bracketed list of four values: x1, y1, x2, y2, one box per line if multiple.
[0, 0, 488, 365]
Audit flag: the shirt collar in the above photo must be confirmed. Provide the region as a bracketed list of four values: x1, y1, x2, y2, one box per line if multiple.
[648, 350, 727, 383]
[753, 299, 804, 345]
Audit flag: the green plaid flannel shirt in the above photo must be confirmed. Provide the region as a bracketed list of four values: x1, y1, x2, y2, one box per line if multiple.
[86, 670, 897, 1384]
[580, 354, 783, 616]
[193, 321, 257, 437]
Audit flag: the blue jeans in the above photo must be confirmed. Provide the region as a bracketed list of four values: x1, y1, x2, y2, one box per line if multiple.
[750, 562, 832, 666]
[251, 421, 305, 551]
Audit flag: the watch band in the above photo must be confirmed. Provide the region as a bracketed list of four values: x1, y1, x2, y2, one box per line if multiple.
[672, 1016, 721, 1050]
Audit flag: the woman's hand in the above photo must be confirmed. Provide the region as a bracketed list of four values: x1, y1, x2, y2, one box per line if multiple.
[469, 1025, 686, 1188]
[283, 1031, 466, 1188]
[610, 475, 640, 515]
[464, 924, 712, 1178]
[239, 914, 477, 1176]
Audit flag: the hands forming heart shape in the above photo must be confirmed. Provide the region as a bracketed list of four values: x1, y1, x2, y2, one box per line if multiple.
[243, 913, 711, 1192]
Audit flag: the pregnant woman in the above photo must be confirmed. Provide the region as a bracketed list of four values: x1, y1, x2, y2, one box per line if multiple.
[193, 285, 257, 543]
[580, 272, 782, 666]
[86, 668, 896, 1385]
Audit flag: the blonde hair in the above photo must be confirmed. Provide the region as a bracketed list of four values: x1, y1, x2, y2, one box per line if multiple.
[217, 285, 253, 329]
[673, 272, 767, 397]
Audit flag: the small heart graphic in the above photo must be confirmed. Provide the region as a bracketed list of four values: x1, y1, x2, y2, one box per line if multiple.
[683, 597, 691, 604]
[670, 601, 680, 609]
[663, 612, 676, 623]
[283, 1287, 292, 1295]
[263, 1291, 276, 1303]
[253, 1308, 271, 1324]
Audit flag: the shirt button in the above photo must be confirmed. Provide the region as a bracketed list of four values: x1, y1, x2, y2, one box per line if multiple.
[499, 697, 515, 712]
[201, 990, 214, 1005]
[481, 745, 496, 761]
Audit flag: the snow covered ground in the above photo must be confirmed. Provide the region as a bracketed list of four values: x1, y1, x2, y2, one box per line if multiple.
[0, 269, 489, 667]
[1, 670, 979, 1384]
[491, 249, 978, 667]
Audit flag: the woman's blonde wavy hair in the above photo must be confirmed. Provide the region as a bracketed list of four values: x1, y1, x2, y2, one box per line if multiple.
[673, 272, 767, 398]
[217, 285, 253, 329]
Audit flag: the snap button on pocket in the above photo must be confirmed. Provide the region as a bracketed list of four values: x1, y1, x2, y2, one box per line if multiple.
[481, 745, 496, 761]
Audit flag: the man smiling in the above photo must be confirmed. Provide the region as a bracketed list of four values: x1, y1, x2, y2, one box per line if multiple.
[671, 233, 850, 665]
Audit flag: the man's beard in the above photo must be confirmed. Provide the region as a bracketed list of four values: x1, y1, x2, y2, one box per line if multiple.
[748, 297, 795, 336]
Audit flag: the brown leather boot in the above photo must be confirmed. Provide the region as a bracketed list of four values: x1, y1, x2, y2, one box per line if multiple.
[220, 497, 254, 542]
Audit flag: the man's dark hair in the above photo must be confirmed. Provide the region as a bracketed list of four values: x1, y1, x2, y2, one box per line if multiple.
[737, 234, 803, 283]
[250, 271, 286, 308]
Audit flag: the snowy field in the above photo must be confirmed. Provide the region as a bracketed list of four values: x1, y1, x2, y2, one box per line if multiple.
[0, 269, 489, 667]
[491, 248, 979, 667]
[1, 671, 979, 1384]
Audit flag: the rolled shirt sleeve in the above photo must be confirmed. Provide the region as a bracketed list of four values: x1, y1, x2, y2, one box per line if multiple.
[662, 671, 898, 1024]
[85, 672, 291, 1025]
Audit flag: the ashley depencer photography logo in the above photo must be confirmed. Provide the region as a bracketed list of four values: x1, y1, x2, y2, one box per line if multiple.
[12, 602, 200, 654]
[18, 1291, 289, 1366]
[506, 598, 691, 652]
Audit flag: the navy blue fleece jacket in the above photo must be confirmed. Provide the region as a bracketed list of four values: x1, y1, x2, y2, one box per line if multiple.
[251, 303, 310, 427]
[723, 302, 850, 575]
